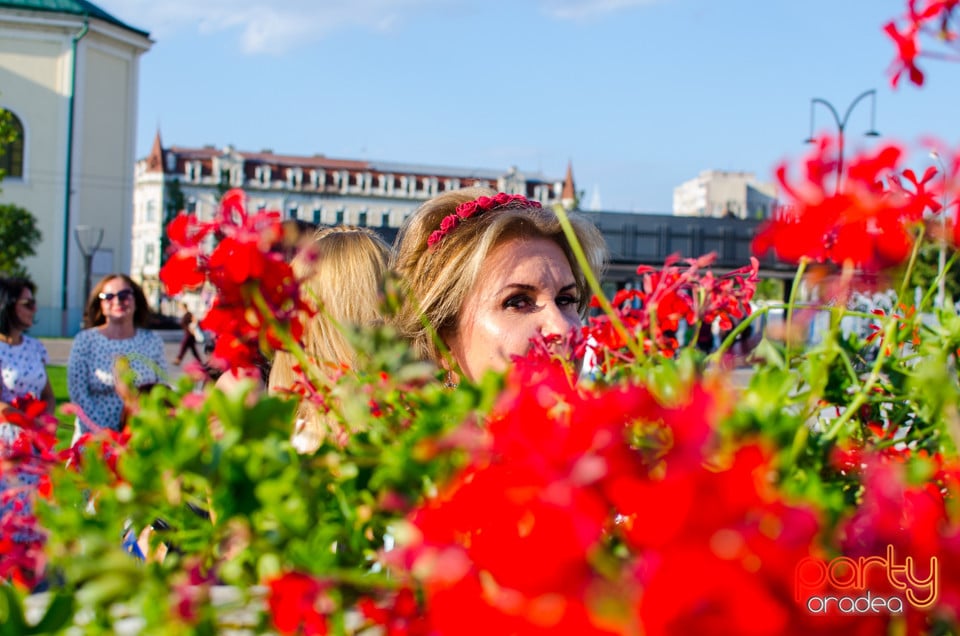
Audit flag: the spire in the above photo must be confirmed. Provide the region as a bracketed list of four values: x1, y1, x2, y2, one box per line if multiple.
[145, 129, 164, 173]
[561, 161, 576, 210]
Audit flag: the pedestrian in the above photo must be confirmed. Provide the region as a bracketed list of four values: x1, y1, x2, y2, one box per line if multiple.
[174, 302, 203, 366]
[67, 274, 167, 435]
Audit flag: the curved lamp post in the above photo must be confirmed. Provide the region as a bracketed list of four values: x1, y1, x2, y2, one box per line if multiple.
[803, 89, 881, 194]
[74, 225, 104, 307]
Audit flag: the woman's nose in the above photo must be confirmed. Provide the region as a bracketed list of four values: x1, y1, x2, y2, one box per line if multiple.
[540, 304, 580, 338]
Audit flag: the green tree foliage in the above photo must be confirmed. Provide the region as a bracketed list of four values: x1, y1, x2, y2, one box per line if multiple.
[0, 105, 20, 185]
[0, 203, 42, 277]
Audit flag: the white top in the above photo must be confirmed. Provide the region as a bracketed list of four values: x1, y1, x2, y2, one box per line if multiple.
[0, 334, 49, 443]
[0, 335, 48, 403]
[67, 328, 168, 432]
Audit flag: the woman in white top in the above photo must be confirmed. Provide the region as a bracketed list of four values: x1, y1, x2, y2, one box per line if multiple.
[0, 277, 54, 441]
[0, 276, 55, 545]
[67, 274, 167, 434]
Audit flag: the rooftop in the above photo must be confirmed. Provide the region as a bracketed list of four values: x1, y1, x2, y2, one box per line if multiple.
[0, 0, 149, 37]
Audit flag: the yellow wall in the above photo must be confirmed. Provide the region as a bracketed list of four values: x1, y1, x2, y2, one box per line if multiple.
[0, 14, 150, 334]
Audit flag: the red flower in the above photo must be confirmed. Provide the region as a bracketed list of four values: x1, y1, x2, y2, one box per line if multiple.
[160, 188, 314, 372]
[358, 587, 431, 635]
[582, 255, 757, 366]
[752, 137, 931, 271]
[267, 572, 329, 635]
[884, 20, 924, 87]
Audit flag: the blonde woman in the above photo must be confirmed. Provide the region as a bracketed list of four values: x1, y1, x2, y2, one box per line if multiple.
[268, 226, 391, 453]
[391, 187, 607, 384]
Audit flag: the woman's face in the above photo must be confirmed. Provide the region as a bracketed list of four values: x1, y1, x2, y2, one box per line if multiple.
[14, 287, 37, 330]
[99, 277, 136, 324]
[445, 236, 581, 382]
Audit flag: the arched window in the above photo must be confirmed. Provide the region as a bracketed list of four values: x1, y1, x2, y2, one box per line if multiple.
[0, 110, 24, 179]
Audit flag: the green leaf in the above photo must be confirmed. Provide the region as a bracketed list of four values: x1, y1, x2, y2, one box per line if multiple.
[0, 585, 27, 636]
[24, 593, 74, 634]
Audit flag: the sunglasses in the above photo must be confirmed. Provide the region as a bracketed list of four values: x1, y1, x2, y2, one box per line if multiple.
[99, 289, 134, 303]
[18, 298, 36, 310]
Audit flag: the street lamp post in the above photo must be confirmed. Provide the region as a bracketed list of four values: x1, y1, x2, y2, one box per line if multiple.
[804, 89, 881, 194]
[74, 225, 104, 306]
[931, 150, 949, 309]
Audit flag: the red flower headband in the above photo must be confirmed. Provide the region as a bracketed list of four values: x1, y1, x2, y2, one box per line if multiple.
[427, 192, 542, 249]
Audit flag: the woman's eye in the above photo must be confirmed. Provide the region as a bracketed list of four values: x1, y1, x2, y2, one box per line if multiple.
[558, 294, 580, 307]
[503, 295, 533, 310]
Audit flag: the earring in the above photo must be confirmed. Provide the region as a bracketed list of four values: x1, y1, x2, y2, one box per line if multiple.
[444, 370, 458, 389]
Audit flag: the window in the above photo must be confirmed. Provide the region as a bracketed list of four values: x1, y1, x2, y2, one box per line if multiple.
[312, 208, 321, 224]
[358, 210, 367, 226]
[146, 200, 157, 223]
[0, 111, 24, 179]
[335, 208, 344, 225]
[144, 243, 156, 266]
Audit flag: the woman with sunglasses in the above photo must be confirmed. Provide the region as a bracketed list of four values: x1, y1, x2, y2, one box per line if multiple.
[0, 276, 55, 563]
[67, 274, 167, 435]
[0, 276, 55, 440]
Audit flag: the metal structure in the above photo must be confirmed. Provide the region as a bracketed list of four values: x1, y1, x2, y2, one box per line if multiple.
[803, 89, 880, 194]
[74, 225, 104, 306]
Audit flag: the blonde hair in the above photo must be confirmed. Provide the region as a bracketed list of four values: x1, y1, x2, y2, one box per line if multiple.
[391, 186, 607, 364]
[268, 226, 391, 450]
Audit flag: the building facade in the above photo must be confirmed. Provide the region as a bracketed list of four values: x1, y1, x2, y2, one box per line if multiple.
[132, 135, 568, 308]
[672, 170, 778, 219]
[0, 0, 151, 335]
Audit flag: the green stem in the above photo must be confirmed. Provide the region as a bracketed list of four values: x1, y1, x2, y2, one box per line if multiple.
[896, 225, 926, 306]
[784, 258, 809, 368]
[553, 205, 645, 363]
[249, 286, 329, 390]
[922, 250, 959, 310]
[823, 318, 895, 440]
[710, 305, 768, 361]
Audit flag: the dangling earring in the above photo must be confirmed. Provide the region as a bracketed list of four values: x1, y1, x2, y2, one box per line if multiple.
[444, 370, 458, 389]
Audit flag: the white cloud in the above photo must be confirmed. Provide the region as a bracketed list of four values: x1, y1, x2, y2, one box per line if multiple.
[94, 0, 446, 55]
[539, 0, 661, 21]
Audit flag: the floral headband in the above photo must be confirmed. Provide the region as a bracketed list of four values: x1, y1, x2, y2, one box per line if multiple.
[427, 192, 542, 249]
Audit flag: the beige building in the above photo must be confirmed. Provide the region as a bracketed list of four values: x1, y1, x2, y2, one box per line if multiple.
[673, 170, 778, 219]
[132, 136, 569, 309]
[0, 0, 151, 335]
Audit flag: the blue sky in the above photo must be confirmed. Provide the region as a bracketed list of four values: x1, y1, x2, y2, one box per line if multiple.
[96, 0, 960, 212]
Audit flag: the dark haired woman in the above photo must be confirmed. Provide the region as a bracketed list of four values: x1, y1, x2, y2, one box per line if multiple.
[0, 276, 55, 560]
[0, 276, 54, 441]
[67, 274, 167, 434]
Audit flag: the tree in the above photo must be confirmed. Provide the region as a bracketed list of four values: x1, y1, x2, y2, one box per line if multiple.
[0, 104, 20, 186]
[0, 203, 42, 276]
[0, 102, 41, 277]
